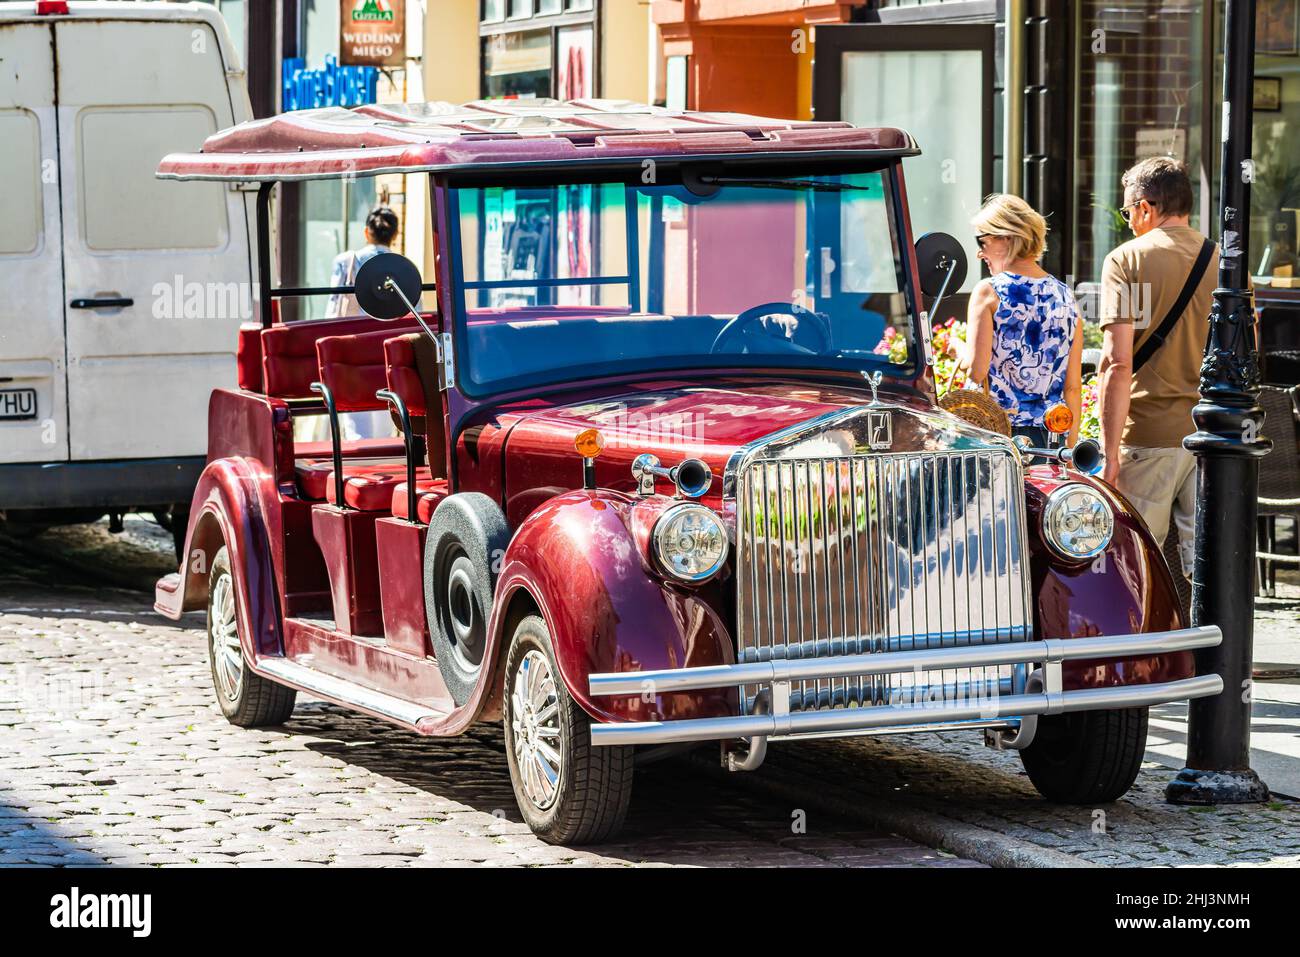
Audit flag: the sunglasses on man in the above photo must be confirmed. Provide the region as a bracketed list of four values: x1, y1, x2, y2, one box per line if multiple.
[1119, 201, 1144, 223]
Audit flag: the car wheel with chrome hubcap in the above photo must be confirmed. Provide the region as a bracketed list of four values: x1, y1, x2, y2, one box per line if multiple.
[503, 615, 633, 844]
[206, 545, 297, 728]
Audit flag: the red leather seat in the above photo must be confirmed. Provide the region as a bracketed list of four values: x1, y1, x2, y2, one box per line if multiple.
[295, 459, 433, 510]
[260, 317, 417, 399]
[327, 465, 424, 511]
[391, 478, 451, 523]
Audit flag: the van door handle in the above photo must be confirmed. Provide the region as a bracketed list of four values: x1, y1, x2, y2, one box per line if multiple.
[70, 297, 133, 309]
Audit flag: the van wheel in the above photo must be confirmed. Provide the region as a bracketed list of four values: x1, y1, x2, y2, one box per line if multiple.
[207, 546, 296, 727]
[503, 615, 633, 845]
[1020, 707, 1148, 804]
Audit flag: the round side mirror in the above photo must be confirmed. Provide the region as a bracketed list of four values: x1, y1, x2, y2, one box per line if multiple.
[354, 253, 423, 320]
[914, 232, 968, 299]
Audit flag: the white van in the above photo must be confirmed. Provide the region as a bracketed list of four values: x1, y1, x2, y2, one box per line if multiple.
[0, 1, 253, 550]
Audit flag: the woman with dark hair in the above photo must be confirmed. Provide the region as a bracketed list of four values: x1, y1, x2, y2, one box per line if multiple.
[326, 206, 400, 319]
[307, 206, 403, 442]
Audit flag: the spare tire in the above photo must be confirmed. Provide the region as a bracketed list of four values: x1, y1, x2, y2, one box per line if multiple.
[424, 492, 512, 705]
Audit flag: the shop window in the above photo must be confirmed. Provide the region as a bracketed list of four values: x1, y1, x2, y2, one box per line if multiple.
[557, 24, 594, 99]
[483, 29, 553, 99]
[841, 47, 988, 293]
[666, 55, 688, 111]
[1251, 1, 1300, 284]
[1073, 1, 1209, 283]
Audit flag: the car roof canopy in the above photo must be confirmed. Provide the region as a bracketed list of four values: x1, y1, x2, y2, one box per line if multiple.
[156, 99, 917, 182]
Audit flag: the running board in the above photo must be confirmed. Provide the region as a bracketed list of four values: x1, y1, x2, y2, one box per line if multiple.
[255, 657, 445, 732]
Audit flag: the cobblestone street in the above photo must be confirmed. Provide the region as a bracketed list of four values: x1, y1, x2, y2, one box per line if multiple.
[3, 519, 1298, 868]
[0, 522, 975, 868]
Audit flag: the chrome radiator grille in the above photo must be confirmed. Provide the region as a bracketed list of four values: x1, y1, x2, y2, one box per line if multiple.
[735, 449, 1032, 715]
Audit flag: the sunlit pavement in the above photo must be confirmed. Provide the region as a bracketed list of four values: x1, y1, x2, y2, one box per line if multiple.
[0, 520, 978, 868]
[4, 517, 1298, 867]
[1145, 587, 1300, 800]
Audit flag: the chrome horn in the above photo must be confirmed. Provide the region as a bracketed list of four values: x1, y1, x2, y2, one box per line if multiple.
[1014, 436, 1105, 476]
[632, 454, 714, 498]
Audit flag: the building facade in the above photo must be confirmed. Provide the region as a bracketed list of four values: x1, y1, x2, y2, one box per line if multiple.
[194, 0, 651, 305]
[649, 0, 1300, 369]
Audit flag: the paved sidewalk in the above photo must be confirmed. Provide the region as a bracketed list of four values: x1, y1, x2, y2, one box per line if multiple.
[1145, 587, 1300, 798]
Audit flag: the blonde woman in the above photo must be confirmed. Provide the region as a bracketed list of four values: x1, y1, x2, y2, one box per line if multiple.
[949, 194, 1083, 446]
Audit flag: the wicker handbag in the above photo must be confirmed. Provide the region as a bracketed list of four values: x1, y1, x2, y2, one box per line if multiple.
[938, 368, 1012, 437]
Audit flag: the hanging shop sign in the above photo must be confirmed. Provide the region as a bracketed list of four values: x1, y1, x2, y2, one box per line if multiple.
[282, 55, 378, 111]
[340, 0, 406, 68]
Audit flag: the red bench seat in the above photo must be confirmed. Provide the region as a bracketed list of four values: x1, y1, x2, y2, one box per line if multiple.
[390, 478, 451, 523]
[295, 459, 434, 511]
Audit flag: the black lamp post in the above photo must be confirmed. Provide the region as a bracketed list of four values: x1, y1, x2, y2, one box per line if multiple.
[1166, 0, 1272, 805]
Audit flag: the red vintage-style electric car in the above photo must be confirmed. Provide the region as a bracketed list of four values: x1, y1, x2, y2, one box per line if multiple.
[155, 100, 1223, 844]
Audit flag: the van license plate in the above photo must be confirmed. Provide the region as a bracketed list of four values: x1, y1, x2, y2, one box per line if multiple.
[0, 388, 37, 420]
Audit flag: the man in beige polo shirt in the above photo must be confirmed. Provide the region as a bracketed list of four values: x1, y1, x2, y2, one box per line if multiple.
[1098, 157, 1217, 580]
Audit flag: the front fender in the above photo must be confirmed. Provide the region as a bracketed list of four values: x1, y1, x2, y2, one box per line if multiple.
[153, 456, 282, 661]
[1025, 465, 1193, 689]
[487, 490, 736, 725]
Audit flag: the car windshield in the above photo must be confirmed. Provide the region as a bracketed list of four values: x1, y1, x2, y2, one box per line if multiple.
[448, 167, 915, 396]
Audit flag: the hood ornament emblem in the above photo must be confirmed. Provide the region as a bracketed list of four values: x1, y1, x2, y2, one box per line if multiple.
[863, 370, 883, 406]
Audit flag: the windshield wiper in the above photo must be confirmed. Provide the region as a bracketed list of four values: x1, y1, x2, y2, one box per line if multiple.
[698, 176, 873, 192]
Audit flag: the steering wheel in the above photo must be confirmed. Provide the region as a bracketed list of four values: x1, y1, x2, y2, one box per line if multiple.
[710, 301, 833, 355]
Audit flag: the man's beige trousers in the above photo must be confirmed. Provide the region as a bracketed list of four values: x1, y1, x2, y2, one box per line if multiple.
[1116, 445, 1197, 579]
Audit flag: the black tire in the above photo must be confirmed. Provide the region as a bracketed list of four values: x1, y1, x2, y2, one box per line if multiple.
[424, 493, 511, 706]
[503, 615, 634, 845]
[1020, 707, 1148, 804]
[206, 546, 296, 727]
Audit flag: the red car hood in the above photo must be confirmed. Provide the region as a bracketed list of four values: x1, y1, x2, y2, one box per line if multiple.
[484, 378, 976, 520]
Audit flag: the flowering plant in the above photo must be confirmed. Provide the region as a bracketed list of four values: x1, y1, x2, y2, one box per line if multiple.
[872, 325, 909, 365]
[929, 318, 968, 397]
[1079, 374, 1101, 439]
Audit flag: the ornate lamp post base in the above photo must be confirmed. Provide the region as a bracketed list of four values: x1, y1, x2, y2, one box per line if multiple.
[1166, 767, 1270, 805]
[1166, 0, 1270, 807]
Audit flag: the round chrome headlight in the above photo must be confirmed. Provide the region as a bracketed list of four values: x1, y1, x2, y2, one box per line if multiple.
[653, 503, 728, 582]
[1041, 483, 1114, 561]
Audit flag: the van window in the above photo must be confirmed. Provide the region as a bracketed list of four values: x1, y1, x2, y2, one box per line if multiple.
[79, 107, 227, 251]
[0, 110, 42, 255]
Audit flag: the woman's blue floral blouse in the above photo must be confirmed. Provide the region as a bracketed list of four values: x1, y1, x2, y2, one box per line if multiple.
[985, 272, 1077, 427]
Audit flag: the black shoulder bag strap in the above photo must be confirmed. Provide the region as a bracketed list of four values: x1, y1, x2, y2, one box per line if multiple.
[1131, 237, 1215, 373]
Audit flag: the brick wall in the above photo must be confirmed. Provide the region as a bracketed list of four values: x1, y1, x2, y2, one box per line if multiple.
[1075, 0, 1200, 279]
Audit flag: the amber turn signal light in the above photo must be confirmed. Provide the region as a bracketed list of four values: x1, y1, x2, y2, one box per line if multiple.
[575, 428, 605, 458]
[1044, 404, 1074, 434]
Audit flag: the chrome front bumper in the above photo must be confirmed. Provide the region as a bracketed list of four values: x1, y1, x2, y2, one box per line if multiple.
[586, 626, 1223, 746]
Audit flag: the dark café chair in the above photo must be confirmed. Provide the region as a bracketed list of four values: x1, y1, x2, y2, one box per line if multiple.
[1256, 385, 1300, 597]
